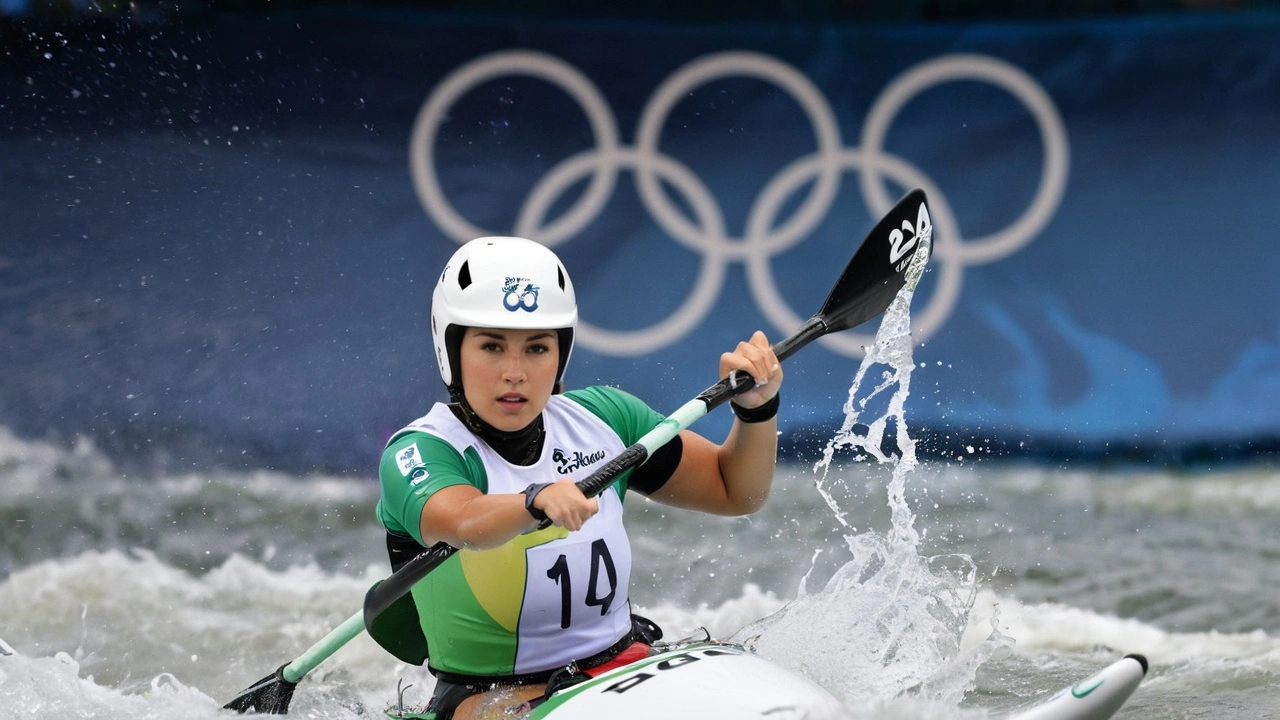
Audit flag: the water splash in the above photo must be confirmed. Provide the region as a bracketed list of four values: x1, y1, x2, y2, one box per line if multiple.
[814, 235, 931, 546]
[736, 235, 1013, 710]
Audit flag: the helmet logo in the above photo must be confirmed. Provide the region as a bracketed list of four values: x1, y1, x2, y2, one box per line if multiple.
[502, 277, 540, 312]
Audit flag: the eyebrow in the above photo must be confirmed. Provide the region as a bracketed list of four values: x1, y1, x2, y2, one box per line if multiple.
[473, 330, 556, 342]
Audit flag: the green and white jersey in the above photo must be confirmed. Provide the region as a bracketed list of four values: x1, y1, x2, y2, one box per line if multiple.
[376, 386, 667, 677]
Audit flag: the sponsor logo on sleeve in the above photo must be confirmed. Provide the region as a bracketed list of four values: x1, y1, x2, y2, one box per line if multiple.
[396, 443, 424, 476]
[409, 466, 429, 487]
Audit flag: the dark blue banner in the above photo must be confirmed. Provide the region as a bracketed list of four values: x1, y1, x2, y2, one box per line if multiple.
[2, 10, 1278, 472]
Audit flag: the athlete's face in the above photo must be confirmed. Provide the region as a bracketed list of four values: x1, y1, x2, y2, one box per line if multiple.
[459, 327, 560, 432]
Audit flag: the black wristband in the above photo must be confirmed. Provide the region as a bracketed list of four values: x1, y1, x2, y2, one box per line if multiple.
[522, 482, 551, 522]
[730, 392, 780, 423]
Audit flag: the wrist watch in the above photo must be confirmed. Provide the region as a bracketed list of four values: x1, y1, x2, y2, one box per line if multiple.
[522, 482, 551, 522]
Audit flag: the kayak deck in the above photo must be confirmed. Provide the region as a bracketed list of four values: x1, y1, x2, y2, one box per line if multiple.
[383, 640, 1147, 720]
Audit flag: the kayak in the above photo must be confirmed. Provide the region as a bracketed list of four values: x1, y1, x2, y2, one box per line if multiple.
[1006, 652, 1147, 720]
[2, 627, 1144, 718]
[384, 639, 1147, 719]
[528, 641, 842, 719]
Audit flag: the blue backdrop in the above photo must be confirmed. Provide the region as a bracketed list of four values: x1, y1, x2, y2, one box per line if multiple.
[2, 10, 1278, 472]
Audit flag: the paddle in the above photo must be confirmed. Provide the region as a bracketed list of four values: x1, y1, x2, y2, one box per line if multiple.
[224, 611, 365, 713]
[224, 187, 933, 714]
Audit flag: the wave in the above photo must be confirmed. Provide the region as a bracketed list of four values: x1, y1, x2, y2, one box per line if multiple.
[969, 465, 1280, 514]
[4, 549, 1279, 719]
[966, 589, 1280, 665]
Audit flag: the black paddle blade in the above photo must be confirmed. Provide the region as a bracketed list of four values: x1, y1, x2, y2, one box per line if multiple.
[365, 582, 429, 665]
[817, 188, 932, 334]
[224, 664, 297, 714]
[703, 188, 933, 405]
[364, 540, 457, 631]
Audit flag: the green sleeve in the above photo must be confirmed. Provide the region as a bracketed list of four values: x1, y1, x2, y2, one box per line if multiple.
[375, 432, 486, 546]
[563, 385, 667, 499]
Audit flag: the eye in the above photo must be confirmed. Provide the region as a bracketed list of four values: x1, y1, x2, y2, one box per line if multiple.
[479, 341, 503, 353]
[527, 342, 551, 354]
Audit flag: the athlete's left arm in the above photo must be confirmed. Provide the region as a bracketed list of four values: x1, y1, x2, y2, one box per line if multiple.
[647, 331, 782, 516]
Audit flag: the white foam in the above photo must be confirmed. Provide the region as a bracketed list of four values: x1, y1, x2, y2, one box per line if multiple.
[0, 549, 400, 710]
[966, 588, 1280, 666]
[0, 647, 231, 720]
[636, 582, 788, 641]
[0, 426, 116, 496]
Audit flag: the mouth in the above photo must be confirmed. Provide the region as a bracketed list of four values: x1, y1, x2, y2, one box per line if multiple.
[496, 394, 527, 411]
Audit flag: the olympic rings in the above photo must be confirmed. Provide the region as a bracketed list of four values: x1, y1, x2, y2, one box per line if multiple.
[410, 50, 1069, 357]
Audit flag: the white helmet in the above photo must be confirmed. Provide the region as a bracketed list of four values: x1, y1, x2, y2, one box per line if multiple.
[431, 236, 577, 399]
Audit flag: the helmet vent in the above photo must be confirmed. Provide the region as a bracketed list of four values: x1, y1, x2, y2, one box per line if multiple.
[557, 266, 566, 290]
[457, 261, 472, 290]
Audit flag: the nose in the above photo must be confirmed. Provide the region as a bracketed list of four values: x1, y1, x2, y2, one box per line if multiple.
[500, 353, 526, 383]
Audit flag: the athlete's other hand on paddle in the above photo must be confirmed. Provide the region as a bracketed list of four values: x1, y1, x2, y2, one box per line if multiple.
[721, 330, 783, 412]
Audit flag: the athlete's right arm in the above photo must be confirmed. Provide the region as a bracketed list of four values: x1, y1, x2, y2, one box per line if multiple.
[420, 479, 596, 549]
[379, 432, 597, 551]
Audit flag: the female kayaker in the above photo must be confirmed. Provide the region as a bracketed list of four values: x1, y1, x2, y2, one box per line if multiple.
[375, 236, 782, 720]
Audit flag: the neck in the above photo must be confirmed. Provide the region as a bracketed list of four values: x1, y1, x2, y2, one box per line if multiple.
[450, 400, 545, 466]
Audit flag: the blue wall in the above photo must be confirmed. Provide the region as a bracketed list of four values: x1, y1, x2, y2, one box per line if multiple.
[2, 10, 1278, 472]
